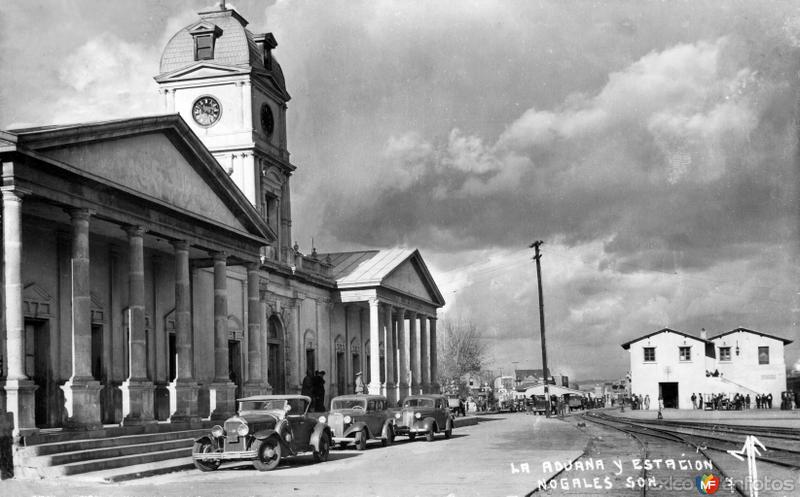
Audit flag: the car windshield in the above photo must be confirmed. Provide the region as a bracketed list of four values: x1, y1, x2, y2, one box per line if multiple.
[403, 398, 435, 408]
[239, 399, 287, 412]
[331, 399, 366, 410]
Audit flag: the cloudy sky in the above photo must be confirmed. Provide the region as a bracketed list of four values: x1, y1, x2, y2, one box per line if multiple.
[2, 0, 798, 381]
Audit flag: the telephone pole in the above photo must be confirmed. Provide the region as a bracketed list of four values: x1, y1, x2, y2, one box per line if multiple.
[531, 241, 550, 417]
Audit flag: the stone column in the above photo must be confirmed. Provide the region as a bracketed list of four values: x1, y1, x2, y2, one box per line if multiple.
[120, 225, 155, 425]
[367, 299, 382, 394]
[383, 304, 396, 404]
[243, 262, 268, 396]
[396, 308, 408, 401]
[429, 316, 439, 394]
[209, 252, 236, 420]
[1, 186, 38, 436]
[168, 240, 200, 423]
[420, 317, 429, 393]
[408, 312, 419, 395]
[60, 208, 103, 430]
[259, 278, 271, 393]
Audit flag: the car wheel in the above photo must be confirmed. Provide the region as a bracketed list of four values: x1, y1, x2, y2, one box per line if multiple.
[313, 433, 330, 463]
[408, 433, 416, 441]
[444, 421, 452, 439]
[426, 426, 435, 442]
[381, 425, 394, 447]
[192, 440, 221, 472]
[355, 430, 367, 451]
[253, 437, 282, 471]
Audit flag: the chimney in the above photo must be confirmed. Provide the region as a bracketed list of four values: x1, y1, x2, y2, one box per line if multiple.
[700, 328, 707, 339]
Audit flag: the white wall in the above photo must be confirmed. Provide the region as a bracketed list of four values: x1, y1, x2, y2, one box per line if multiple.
[629, 331, 709, 410]
[712, 331, 787, 404]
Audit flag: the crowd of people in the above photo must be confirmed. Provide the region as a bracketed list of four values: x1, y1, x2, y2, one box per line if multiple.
[688, 391, 795, 410]
[301, 369, 327, 412]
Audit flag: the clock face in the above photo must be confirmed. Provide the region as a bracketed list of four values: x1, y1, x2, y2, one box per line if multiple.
[192, 96, 221, 127]
[260, 103, 274, 136]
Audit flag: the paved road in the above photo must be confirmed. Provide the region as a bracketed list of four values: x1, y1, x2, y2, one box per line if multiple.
[4, 414, 588, 497]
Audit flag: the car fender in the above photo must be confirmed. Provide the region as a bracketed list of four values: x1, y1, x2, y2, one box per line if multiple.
[381, 419, 395, 437]
[414, 417, 437, 433]
[310, 423, 332, 451]
[342, 421, 369, 438]
[193, 435, 220, 451]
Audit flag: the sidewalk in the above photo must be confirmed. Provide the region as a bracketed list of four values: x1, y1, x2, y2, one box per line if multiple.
[604, 407, 800, 428]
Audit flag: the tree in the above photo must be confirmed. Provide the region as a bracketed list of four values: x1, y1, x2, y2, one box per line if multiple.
[436, 318, 488, 393]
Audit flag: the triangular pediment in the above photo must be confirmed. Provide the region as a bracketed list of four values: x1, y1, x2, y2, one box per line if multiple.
[188, 21, 219, 34]
[383, 256, 439, 304]
[156, 62, 248, 83]
[43, 131, 249, 233]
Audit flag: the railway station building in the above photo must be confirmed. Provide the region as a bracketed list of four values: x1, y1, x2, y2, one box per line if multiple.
[622, 328, 792, 409]
[0, 4, 444, 437]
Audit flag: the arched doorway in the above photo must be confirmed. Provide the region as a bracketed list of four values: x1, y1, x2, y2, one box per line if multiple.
[267, 315, 285, 394]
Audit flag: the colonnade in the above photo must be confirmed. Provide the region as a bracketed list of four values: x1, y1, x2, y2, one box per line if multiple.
[367, 298, 438, 404]
[1, 188, 267, 435]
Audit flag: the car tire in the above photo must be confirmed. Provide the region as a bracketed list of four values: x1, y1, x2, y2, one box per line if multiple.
[253, 437, 282, 471]
[381, 425, 394, 447]
[444, 420, 452, 439]
[426, 426, 435, 442]
[313, 433, 330, 463]
[408, 433, 416, 441]
[355, 430, 367, 451]
[192, 440, 221, 472]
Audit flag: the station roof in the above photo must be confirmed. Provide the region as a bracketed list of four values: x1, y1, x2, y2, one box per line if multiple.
[620, 328, 714, 350]
[709, 327, 793, 345]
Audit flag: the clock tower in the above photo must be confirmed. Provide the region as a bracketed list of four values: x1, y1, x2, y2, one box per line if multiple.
[155, 3, 294, 263]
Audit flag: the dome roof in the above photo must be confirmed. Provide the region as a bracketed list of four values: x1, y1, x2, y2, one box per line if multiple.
[158, 7, 287, 95]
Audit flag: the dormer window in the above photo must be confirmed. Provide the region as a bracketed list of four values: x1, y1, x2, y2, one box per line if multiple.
[189, 22, 222, 61]
[195, 34, 214, 60]
[254, 33, 278, 70]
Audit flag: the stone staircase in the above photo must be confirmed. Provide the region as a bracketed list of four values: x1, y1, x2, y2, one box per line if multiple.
[14, 421, 214, 482]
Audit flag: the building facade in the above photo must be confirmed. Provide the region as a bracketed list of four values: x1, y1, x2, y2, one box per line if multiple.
[622, 328, 792, 409]
[0, 4, 444, 438]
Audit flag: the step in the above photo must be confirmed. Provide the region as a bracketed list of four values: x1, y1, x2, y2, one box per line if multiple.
[22, 420, 215, 446]
[18, 428, 209, 457]
[42, 447, 193, 477]
[68, 456, 197, 483]
[36, 437, 194, 466]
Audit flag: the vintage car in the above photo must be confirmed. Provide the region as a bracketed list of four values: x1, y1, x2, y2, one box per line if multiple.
[192, 395, 332, 472]
[324, 394, 395, 450]
[393, 394, 454, 441]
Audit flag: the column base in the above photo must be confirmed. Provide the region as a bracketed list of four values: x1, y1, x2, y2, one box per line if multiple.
[168, 380, 201, 423]
[208, 381, 237, 421]
[368, 381, 382, 395]
[242, 381, 270, 398]
[61, 378, 103, 431]
[1, 379, 39, 437]
[120, 379, 157, 426]
[398, 382, 410, 402]
[385, 382, 397, 405]
[410, 382, 421, 395]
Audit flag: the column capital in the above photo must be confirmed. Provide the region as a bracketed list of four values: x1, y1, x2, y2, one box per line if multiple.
[66, 207, 95, 220]
[406, 310, 417, 319]
[123, 224, 146, 238]
[211, 250, 228, 263]
[171, 239, 189, 251]
[368, 297, 381, 308]
[1, 186, 32, 200]
[246, 260, 260, 271]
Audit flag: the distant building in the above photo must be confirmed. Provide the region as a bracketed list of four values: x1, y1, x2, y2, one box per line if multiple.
[622, 328, 793, 409]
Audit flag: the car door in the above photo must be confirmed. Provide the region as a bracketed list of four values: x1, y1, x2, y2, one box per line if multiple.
[366, 399, 381, 437]
[435, 397, 447, 430]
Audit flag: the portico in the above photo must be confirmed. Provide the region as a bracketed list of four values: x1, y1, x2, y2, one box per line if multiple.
[325, 249, 445, 404]
[0, 116, 272, 435]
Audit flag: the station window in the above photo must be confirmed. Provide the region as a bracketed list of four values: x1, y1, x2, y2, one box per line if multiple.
[643, 347, 655, 362]
[758, 346, 769, 365]
[679, 346, 691, 361]
[719, 346, 731, 361]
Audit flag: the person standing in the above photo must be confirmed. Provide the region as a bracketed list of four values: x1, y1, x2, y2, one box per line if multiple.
[312, 371, 326, 412]
[301, 369, 314, 398]
[644, 394, 650, 410]
[767, 392, 773, 409]
[354, 371, 367, 394]
[698, 393, 703, 410]
[691, 393, 697, 409]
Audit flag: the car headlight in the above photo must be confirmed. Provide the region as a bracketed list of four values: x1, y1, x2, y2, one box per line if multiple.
[394, 412, 401, 419]
[211, 425, 224, 438]
[236, 423, 249, 437]
[414, 412, 422, 419]
[344, 415, 352, 424]
[318, 416, 327, 423]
